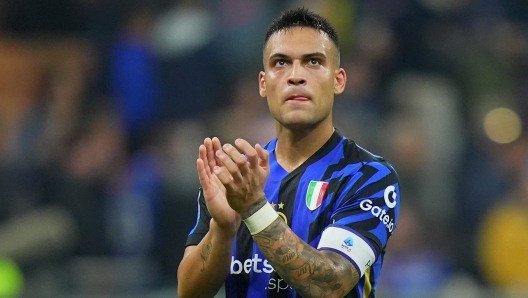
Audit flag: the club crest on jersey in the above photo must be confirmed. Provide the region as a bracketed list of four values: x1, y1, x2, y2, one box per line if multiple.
[306, 181, 328, 211]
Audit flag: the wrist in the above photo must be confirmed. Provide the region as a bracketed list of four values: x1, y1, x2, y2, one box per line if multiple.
[241, 196, 268, 219]
[243, 200, 279, 235]
[210, 219, 239, 240]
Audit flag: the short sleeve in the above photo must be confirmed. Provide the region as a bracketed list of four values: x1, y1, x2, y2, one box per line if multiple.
[185, 188, 212, 247]
[317, 162, 400, 276]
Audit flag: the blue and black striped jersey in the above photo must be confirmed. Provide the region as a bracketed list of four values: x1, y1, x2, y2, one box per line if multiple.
[186, 130, 400, 298]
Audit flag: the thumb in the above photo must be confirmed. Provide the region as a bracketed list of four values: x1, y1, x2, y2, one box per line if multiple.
[255, 144, 269, 170]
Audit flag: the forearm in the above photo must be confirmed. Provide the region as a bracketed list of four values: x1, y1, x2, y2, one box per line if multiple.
[253, 217, 359, 298]
[177, 220, 236, 298]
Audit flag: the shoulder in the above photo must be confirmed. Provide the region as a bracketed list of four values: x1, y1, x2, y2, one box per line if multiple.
[341, 138, 398, 178]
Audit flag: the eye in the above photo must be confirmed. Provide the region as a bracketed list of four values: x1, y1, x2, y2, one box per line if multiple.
[275, 59, 287, 66]
[309, 58, 320, 65]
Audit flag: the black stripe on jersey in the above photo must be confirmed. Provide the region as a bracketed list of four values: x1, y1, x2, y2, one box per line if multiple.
[346, 165, 380, 195]
[320, 138, 362, 179]
[235, 226, 253, 297]
[293, 130, 343, 174]
[276, 171, 301, 228]
[267, 170, 304, 298]
[347, 163, 397, 199]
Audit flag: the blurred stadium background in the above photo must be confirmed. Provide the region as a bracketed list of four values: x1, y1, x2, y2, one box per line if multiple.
[0, 0, 527, 297]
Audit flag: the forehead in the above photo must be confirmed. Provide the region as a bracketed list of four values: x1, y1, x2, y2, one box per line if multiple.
[264, 27, 335, 59]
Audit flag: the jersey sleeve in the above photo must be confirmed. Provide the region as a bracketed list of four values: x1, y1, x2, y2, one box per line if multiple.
[317, 161, 400, 276]
[185, 188, 212, 247]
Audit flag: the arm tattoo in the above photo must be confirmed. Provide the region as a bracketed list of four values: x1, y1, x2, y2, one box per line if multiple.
[200, 242, 213, 272]
[254, 218, 360, 297]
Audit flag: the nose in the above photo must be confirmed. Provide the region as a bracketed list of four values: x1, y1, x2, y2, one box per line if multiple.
[287, 62, 306, 86]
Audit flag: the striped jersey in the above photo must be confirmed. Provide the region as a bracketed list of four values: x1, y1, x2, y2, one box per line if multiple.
[186, 130, 400, 298]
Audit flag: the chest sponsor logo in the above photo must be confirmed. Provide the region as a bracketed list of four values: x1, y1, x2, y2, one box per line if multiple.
[306, 180, 328, 211]
[359, 185, 397, 233]
[230, 254, 274, 274]
[230, 255, 292, 294]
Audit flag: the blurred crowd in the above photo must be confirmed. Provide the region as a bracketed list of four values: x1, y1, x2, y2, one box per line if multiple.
[0, 0, 526, 297]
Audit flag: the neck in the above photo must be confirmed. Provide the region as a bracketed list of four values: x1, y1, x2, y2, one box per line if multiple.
[275, 122, 334, 172]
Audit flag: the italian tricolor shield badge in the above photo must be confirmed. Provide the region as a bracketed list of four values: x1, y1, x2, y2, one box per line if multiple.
[306, 181, 328, 211]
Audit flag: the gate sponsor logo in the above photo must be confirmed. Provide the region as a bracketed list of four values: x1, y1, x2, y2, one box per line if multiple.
[359, 185, 397, 233]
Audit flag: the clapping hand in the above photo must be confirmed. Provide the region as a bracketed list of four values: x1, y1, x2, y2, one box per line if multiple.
[213, 138, 270, 218]
[197, 137, 240, 233]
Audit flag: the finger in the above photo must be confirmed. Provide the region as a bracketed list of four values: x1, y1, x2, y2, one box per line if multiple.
[212, 137, 223, 167]
[225, 142, 251, 175]
[234, 138, 258, 170]
[205, 138, 217, 171]
[256, 144, 270, 170]
[199, 144, 211, 176]
[199, 143, 206, 160]
[196, 158, 209, 190]
[213, 165, 236, 193]
[216, 145, 244, 183]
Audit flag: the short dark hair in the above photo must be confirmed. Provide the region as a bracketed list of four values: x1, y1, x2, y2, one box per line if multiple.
[264, 7, 340, 50]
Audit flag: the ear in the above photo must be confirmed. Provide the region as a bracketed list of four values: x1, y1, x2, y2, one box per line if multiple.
[259, 71, 267, 98]
[334, 68, 347, 95]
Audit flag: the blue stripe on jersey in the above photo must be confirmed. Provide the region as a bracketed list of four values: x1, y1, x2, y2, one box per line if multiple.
[335, 167, 394, 207]
[328, 164, 365, 180]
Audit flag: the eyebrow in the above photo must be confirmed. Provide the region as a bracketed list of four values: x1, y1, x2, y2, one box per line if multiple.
[269, 52, 327, 61]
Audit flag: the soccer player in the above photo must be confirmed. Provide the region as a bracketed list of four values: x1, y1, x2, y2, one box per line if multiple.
[177, 7, 400, 298]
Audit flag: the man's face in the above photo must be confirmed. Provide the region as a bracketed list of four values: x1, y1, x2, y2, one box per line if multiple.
[259, 27, 346, 130]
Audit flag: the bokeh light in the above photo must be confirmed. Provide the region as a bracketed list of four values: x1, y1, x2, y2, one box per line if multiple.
[0, 259, 24, 298]
[483, 107, 522, 144]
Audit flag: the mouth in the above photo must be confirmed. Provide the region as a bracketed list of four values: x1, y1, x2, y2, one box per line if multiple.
[286, 95, 310, 102]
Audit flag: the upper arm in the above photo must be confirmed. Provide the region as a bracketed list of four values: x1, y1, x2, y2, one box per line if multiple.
[320, 162, 400, 277]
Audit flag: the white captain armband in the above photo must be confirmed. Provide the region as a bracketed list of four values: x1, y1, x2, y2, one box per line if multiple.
[317, 225, 376, 277]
